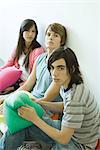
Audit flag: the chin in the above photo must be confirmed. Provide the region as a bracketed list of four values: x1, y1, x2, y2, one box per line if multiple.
[53, 79, 61, 83]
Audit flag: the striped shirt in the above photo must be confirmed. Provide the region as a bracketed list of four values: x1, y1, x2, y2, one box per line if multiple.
[60, 83, 100, 149]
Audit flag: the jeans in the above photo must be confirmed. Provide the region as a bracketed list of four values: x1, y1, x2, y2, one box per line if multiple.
[0, 115, 84, 150]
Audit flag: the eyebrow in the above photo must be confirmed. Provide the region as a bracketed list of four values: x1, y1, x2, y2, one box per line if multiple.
[57, 65, 66, 68]
[51, 65, 66, 68]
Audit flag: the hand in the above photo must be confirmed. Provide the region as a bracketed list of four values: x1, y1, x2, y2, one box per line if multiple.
[0, 98, 4, 105]
[35, 100, 44, 105]
[18, 105, 39, 123]
[1, 86, 14, 94]
[35, 99, 41, 103]
[35, 97, 47, 103]
[35, 100, 49, 111]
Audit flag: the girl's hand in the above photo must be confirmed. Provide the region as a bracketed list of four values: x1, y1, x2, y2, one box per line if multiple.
[0, 99, 4, 105]
[1, 86, 14, 94]
[18, 105, 38, 123]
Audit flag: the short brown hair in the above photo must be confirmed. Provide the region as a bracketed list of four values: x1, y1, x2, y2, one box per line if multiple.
[46, 23, 67, 46]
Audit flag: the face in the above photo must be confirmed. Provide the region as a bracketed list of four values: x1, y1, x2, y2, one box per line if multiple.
[45, 29, 61, 52]
[50, 58, 70, 87]
[23, 25, 36, 45]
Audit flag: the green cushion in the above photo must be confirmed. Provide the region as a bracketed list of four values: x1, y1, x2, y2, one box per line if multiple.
[0, 115, 5, 123]
[3, 91, 45, 134]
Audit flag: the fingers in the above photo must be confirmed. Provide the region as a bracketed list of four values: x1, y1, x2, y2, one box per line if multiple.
[35, 99, 41, 102]
[25, 105, 33, 110]
[18, 105, 33, 113]
[18, 111, 20, 115]
[18, 106, 27, 117]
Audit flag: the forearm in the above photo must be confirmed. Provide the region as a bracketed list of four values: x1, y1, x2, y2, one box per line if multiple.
[33, 116, 73, 144]
[43, 81, 61, 101]
[17, 77, 35, 92]
[38, 101, 63, 113]
[18, 106, 74, 145]
[33, 116, 61, 142]
[18, 63, 36, 92]
[17, 82, 32, 92]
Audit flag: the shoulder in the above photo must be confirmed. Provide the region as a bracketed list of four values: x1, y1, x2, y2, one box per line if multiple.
[74, 83, 90, 95]
[31, 47, 45, 55]
[72, 83, 86, 93]
[36, 52, 47, 62]
[30, 47, 45, 61]
[72, 83, 91, 104]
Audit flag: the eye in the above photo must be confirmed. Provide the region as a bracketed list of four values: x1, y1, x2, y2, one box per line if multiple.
[47, 32, 51, 36]
[32, 30, 35, 33]
[50, 66, 54, 71]
[61, 67, 65, 70]
[54, 33, 60, 38]
[25, 29, 28, 32]
[57, 66, 65, 71]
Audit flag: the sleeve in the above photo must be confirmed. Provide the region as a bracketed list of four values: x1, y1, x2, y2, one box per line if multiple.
[29, 47, 45, 73]
[0, 48, 16, 70]
[62, 84, 85, 129]
[62, 101, 85, 129]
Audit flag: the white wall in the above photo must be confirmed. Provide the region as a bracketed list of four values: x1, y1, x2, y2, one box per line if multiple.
[0, 0, 99, 106]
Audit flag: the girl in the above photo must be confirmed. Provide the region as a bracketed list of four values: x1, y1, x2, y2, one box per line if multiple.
[0, 19, 44, 94]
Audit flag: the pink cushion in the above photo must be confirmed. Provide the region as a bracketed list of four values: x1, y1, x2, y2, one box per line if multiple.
[0, 66, 22, 92]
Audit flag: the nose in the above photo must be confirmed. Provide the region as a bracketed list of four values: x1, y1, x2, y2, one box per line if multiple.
[49, 34, 53, 40]
[28, 31, 33, 36]
[52, 69, 57, 77]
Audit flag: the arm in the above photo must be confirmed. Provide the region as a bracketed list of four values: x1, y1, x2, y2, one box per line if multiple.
[0, 49, 16, 70]
[35, 117, 74, 144]
[17, 61, 37, 95]
[18, 106, 75, 145]
[0, 87, 14, 94]
[0, 61, 37, 95]
[38, 100, 64, 113]
[0, 64, 37, 100]
[36, 81, 61, 102]
[29, 47, 45, 73]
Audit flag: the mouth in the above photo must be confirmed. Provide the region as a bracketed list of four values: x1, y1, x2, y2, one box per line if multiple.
[53, 78, 60, 82]
[48, 41, 54, 45]
[27, 37, 33, 40]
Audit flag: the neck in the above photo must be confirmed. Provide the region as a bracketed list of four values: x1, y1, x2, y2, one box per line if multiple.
[47, 48, 51, 55]
[63, 77, 71, 89]
[24, 42, 31, 54]
[46, 48, 52, 62]
[47, 47, 55, 56]
[25, 42, 31, 49]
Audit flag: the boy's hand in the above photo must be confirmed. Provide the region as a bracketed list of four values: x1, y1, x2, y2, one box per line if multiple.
[18, 105, 39, 123]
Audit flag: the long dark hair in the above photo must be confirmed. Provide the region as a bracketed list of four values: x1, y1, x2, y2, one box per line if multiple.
[15, 19, 41, 70]
[48, 47, 83, 89]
